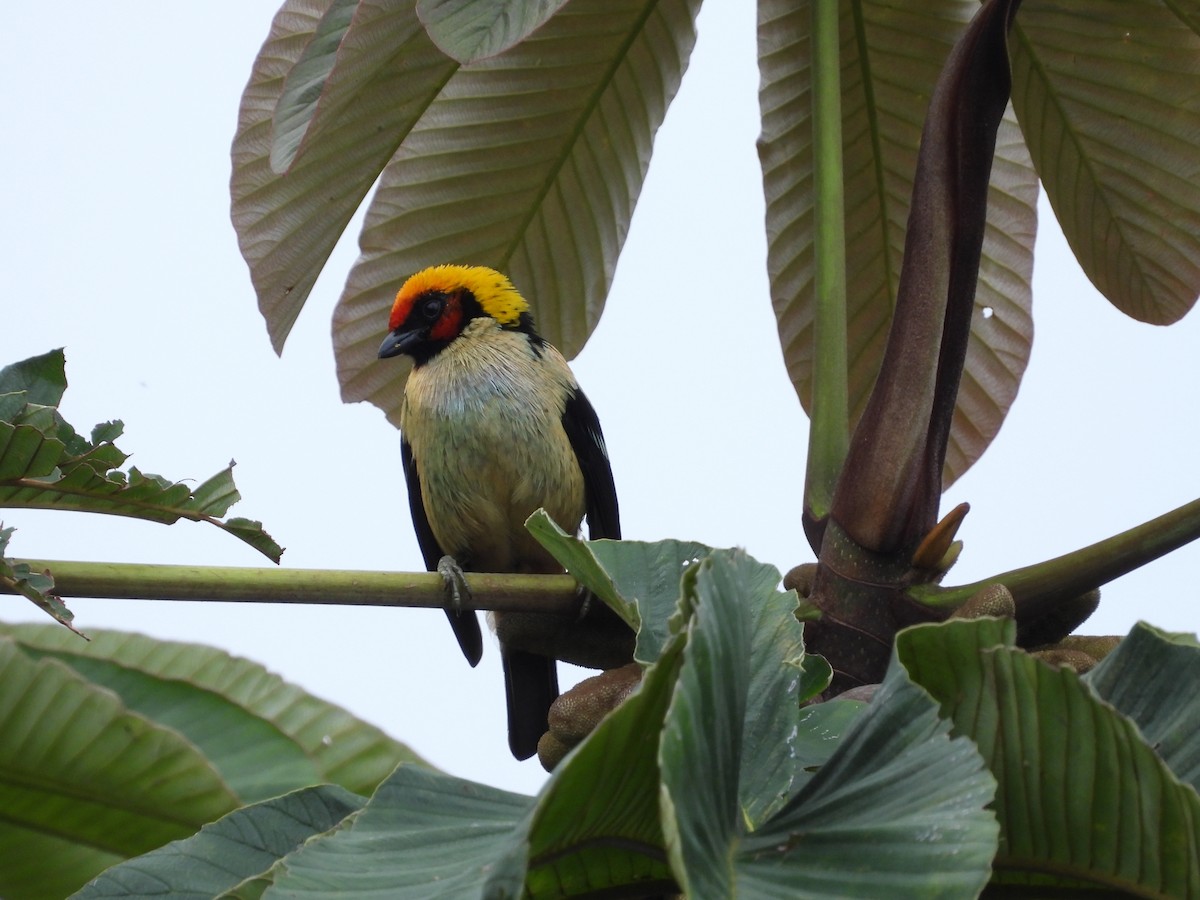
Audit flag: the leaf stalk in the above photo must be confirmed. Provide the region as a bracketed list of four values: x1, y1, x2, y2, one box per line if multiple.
[802, 0, 850, 549]
[912, 495, 1200, 612]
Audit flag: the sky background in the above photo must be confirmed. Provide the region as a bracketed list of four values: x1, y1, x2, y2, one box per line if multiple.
[4, 1, 1199, 797]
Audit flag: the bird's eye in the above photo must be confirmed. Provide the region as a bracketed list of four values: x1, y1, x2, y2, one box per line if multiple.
[421, 297, 445, 321]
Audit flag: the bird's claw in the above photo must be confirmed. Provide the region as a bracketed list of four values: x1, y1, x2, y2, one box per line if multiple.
[437, 555, 472, 614]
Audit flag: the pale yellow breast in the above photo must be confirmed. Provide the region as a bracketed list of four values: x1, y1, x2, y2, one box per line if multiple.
[401, 321, 586, 573]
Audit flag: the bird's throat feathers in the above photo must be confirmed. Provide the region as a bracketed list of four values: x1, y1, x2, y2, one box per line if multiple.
[408, 322, 573, 416]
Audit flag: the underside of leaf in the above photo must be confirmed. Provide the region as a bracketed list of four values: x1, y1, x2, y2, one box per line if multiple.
[334, 0, 701, 426]
[1012, 0, 1200, 324]
[759, 0, 1036, 491]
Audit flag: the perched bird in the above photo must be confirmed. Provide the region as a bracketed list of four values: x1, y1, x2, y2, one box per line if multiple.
[378, 265, 632, 760]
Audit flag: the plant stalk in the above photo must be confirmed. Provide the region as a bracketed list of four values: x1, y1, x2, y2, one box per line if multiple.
[912, 495, 1200, 610]
[803, 0, 850, 548]
[6, 559, 582, 613]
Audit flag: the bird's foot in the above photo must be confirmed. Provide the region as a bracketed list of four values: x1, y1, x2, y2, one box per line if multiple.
[436, 556, 483, 667]
[437, 555, 472, 613]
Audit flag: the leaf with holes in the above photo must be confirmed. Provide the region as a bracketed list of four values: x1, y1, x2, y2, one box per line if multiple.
[0, 352, 281, 566]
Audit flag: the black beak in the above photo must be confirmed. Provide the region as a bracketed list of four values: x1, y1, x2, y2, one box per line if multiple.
[378, 328, 422, 360]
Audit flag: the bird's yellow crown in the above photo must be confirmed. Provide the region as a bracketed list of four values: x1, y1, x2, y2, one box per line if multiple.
[390, 264, 529, 331]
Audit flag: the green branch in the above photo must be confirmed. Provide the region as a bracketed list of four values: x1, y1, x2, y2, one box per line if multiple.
[4, 559, 581, 614]
[912, 496, 1200, 611]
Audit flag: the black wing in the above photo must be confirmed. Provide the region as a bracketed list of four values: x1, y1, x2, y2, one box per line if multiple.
[402, 437, 484, 666]
[562, 387, 620, 540]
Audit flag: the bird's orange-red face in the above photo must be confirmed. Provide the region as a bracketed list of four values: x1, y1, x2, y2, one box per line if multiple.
[380, 265, 532, 363]
[387, 284, 464, 342]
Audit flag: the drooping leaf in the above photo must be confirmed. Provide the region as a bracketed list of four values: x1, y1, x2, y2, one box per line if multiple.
[0, 638, 241, 900]
[334, 0, 702, 427]
[0, 527, 77, 632]
[901, 618, 1200, 895]
[218, 516, 286, 561]
[417, 0, 570, 63]
[1085, 622, 1200, 791]
[1011, 0, 1200, 324]
[758, 0, 1036, 488]
[526, 510, 712, 664]
[232, 0, 457, 351]
[0, 454, 280, 560]
[68, 785, 366, 900]
[660, 553, 996, 898]
[0, 623, 422, 798]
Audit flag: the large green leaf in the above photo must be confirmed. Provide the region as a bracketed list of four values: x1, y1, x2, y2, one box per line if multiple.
[231, 0, 457, 351]
[257, 765, 533, 897]
[901, 618, 1200, 895]
[1085, 622, 1200, 792]
[1012, 0, 1200, 324]
[75, 767, 530, 899]
[758, 0, 1037, 487]
[499, 609, 689, 898]
[660, 554, 997, 898]
[69, 785, 365, 900]
[207, 607, 687, 898]
[334, 0, 702, 427]
[0, 637, 241, 900]
[245, 545, 835, 898]
[0, 623, 422, 798]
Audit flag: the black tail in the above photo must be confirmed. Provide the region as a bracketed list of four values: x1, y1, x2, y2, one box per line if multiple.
[445, 609, 483, 667]
[502, 647, 559, 760]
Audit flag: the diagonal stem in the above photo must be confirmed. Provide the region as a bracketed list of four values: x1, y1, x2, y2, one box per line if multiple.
[911, 496, 1200, 612]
